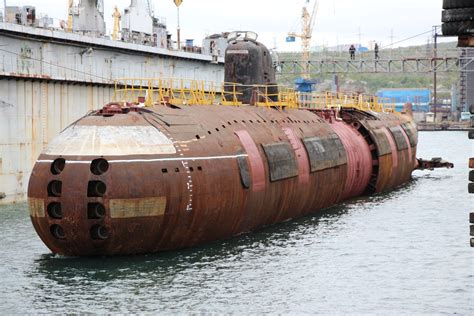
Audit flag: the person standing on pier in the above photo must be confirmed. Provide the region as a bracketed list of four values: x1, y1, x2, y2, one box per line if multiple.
[374, 43, 380, 59]
[349, 44, 356, 60]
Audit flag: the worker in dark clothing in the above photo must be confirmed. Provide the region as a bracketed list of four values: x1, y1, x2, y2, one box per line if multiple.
[349, 44, 356, 60]
[374, 43, 379, 59]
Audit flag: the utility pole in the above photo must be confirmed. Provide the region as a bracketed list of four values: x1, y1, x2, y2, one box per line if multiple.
[357, 26, 362, 48]
[3, 0, 7, 21]
[389, 28, 395, 59]
[433, 25, 438, 122]
[174, 0, 183, 50]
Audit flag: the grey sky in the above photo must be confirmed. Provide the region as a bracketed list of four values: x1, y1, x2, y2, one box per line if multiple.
[3, 0, 452, 50]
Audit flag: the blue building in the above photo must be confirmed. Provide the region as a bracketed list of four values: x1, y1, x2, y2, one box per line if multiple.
[376, 88, 431, 112]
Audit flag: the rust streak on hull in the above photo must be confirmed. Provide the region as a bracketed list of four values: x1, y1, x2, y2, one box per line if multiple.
[28, 104, 418, 256]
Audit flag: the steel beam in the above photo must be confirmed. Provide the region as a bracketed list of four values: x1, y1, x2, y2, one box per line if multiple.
[277, 56, 473, 74]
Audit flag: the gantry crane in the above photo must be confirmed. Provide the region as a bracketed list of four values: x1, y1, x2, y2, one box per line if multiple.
[287, 0, 319, 79]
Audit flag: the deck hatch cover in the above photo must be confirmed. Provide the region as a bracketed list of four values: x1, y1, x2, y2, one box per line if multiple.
[303, 134, 347, 172]
[236, 151, 251, 189]
[262, 142, 298, 181]
[400, 122, 418, 147]
[368, 128, 392, 156]
[388, 126, 409, 151]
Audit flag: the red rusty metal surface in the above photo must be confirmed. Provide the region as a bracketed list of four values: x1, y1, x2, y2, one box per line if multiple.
[27, 104, 418, 256]
[339, 110, 418, 194]
[331, 120, 372, 200]
[382, 127, 399, 169]
[234, 129, 266, 192]
[399, 126, 413, 165]
[282, 127, 310, 185]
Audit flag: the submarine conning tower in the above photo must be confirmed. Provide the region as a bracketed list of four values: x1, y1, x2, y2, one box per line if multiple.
[27, 33, 419, 256]
[224, 31, 278, 104]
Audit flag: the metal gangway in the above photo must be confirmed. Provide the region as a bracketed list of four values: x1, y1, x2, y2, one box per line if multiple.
[276, 48, 474, 74]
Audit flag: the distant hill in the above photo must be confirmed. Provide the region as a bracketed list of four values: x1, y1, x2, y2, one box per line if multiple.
[276, 42, 459, 97]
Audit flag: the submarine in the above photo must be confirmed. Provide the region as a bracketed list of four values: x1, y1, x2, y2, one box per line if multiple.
[28, 32, 435, 256]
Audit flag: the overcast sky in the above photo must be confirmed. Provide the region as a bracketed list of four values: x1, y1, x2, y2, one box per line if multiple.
[4, 0, 453, 50]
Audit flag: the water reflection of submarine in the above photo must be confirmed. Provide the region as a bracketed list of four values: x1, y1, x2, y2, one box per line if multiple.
[28, 32, 420, 256]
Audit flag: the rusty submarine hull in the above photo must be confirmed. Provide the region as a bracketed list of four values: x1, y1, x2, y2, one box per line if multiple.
[27, 33, 420, 256]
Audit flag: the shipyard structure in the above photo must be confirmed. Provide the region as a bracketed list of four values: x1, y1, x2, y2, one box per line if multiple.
[0, 0, 228, 204]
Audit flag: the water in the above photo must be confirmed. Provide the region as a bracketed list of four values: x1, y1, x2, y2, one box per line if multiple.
[0, 131, 472, 313]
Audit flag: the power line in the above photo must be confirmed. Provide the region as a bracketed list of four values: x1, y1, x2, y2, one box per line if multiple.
[381, 29, 433, 49]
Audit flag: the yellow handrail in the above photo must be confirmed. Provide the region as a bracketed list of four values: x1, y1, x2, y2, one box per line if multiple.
[113, 77, 394, 113]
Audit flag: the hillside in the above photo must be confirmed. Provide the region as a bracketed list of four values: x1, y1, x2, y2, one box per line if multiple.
[276, 42, 459, 97]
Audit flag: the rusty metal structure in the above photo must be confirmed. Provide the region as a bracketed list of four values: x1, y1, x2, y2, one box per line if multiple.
[28, 34, 442, 256]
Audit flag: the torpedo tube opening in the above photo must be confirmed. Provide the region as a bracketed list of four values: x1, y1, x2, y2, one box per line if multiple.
[90, 225, 109, 240]
[87, 181, 107, 197]
[90, 158, 109, 175]
[50, 224, 65, 240]
[47, 202, 62, 219]
[87, 203, 106, 219]
[50, 158, 66, 175]
[47, 180, 62, 197]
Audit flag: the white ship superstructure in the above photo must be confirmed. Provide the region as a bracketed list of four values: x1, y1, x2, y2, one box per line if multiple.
[0, 1, 229, 203]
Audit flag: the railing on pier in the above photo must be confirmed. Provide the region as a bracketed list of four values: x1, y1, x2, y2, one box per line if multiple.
[113, 78, 395, 113]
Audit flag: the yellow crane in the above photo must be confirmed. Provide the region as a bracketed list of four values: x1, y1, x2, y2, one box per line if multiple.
[67, 0, 74, 32]
[287, 0, 319, 79]
[112, 6, 121, 40]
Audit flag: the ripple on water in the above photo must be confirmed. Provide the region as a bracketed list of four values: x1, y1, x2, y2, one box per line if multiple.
[0, 131, 473, 313]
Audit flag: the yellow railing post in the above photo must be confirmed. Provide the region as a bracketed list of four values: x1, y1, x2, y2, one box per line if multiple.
[112, 78, 392, 113]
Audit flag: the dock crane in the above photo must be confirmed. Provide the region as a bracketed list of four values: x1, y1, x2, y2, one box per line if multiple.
[112, 6, 121, 40]
[67, 0, 74, 32]
[287, 0, 319, 80]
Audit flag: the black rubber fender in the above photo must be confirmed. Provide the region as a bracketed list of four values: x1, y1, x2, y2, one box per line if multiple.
[442, 20, 474, 35]
[469, 129, 474, 140]
[469, 183, 474, 194]
[442, 8, 474, 22]
[443, 0, 474, 9]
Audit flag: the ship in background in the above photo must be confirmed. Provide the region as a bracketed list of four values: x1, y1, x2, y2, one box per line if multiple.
[0, 0, 229, 204]
[1, 0, 230, 56]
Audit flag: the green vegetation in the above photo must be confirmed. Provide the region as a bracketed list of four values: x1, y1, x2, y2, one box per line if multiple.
[276, 42, 459, 97]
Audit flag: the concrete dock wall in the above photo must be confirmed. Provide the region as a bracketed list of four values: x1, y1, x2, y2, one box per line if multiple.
[0, 79, 115, 203]
[0, 23, 225, 204]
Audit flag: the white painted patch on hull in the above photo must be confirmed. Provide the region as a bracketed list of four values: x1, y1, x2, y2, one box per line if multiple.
[44, 125, 176, 156]
[29, 198, 45, 218]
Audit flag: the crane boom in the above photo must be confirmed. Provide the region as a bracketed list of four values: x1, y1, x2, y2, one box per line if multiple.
[288, 0, 319, 79]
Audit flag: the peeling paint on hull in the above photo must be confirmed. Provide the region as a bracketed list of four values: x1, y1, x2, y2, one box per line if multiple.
[27, 104, 417, 256]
